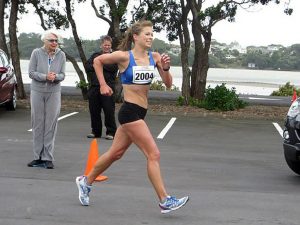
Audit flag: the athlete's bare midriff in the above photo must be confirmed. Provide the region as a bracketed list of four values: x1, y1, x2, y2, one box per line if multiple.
[122, 84, 149, 109]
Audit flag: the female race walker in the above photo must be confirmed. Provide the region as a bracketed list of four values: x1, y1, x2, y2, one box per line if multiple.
[76, 20, 189, 214]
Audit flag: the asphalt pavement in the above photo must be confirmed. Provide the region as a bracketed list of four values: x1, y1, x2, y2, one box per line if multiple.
[1, 106, 300, 225]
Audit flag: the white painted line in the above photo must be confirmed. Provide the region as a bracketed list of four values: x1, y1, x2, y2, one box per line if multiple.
[28, 112, 79, 132]
[273, 122, 283, 138]
[157, 117, 176, 139]
[57, 112, 79, 121]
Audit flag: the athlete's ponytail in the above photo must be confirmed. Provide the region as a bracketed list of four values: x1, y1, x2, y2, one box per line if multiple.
[118, 20, 153, 51]
[118, 27, 133, 51]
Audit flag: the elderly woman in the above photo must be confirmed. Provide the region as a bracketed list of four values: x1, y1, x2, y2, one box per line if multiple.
[27, 30, 66, 169]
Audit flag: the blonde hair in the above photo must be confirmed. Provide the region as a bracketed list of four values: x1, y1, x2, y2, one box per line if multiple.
[118, 20, 153, 51]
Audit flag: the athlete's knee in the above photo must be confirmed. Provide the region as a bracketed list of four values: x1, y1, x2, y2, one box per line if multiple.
[148, 149, 161, 161]
[110, 149, 126, 161]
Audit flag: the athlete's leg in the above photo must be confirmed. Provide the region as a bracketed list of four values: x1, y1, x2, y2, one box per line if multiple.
[86, 126, 132, 184]
[121, 120, 168, 201]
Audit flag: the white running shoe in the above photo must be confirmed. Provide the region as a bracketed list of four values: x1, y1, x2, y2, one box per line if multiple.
[159, 196, 189, 214]
[75, 176, 91, 206]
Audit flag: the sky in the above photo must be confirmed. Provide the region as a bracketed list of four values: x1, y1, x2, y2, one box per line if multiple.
[12, 0, 300, 48]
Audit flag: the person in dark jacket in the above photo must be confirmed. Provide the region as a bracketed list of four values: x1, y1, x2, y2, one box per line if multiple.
[85, 35, 118, 139]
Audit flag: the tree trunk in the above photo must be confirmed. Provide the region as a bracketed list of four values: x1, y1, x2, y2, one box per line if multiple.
[178, 0, 191, 104]
[190, 2, 211, 100]
[9, 0, 26, 99]
[65, 52, 88, 100]
[0, 0, 9, 57]
[191, 43, 209, 100]
[191, 44, 211, 100]
[114, 75, 123, 103]
[64, 0, 88, 100]
[108, 18, 123, 103]
[180, 45, 190, 103]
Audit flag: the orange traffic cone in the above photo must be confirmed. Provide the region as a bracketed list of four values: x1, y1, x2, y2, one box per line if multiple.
[84, 139, 108, 182]
[292, 90, 297, 103]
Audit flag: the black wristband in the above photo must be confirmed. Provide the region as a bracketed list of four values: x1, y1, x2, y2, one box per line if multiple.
[163, 67, 170, 71]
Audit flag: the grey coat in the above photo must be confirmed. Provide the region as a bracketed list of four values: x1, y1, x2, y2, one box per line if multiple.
[28, 47, 66, 93]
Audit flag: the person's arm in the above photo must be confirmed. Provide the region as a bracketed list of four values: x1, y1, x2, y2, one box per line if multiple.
[93, 50, 127, 96]
[154, 52, 173, 89]
[53, 52, 66, 82]
[28, 49, 47, 82]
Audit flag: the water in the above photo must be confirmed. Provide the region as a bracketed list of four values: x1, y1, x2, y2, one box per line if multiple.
[21, 59, 300, 96]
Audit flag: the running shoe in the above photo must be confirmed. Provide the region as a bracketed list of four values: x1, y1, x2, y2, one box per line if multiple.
[159, 196, 189, 214]
[75, 175, 91, 206]
[87, 133, 101, 138]
[105, 134, 114, 140]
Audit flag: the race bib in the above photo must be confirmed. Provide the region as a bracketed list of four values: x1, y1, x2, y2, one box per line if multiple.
[132, 65, 155, 84]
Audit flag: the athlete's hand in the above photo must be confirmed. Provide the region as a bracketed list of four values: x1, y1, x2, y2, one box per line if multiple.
[161, 53, 171, 71]
[100, 84, 113, 96]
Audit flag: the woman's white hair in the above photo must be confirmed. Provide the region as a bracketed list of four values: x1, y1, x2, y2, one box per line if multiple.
[41, 30, 62, 42]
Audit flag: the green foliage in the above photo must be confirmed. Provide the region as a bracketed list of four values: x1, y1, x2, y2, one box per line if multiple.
[75, 80, 89, 89]
[150, 80, 179, 91]
[177, 83, 248, 111]
[271, 82, 300, 96]
[204, 84, 247, 111]
[177, 96, 185, 106]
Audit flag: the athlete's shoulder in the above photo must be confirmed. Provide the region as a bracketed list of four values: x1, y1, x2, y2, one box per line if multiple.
[151, 51, 161, 64]
[110, 50, 129, 61]
[151, 51, 160, 59]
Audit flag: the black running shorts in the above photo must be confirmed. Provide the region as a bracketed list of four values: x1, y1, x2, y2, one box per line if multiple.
[118, 101, 147, 125]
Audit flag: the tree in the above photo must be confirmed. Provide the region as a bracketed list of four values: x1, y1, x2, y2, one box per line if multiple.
[162, 0, 191, 104]
[64, 0, 89, 99]
[162, 0, 292, 101]
[9, 0, 26, 99]
[0, 0, 9, 57]
[89, 0, 129, 49]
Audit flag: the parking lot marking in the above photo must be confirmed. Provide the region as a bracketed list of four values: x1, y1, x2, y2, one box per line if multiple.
[27, 112, 79, 132]
[273, 122, 283, 138]
[157, 117, 176, 139]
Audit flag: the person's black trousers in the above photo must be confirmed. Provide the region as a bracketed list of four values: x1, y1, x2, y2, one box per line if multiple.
[88, 86, 117, 137]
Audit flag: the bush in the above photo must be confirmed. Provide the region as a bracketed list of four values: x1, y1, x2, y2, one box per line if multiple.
[177, 83, 248, 111]
[75, 80, 89, 89]
[203, 83, 247, 111]
[271, 82, 300, 96]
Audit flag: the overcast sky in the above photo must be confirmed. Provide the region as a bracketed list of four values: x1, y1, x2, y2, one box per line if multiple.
[14, 0, 300, 48]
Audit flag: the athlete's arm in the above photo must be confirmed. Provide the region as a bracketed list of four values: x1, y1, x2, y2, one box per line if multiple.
[93, 51, 128, 95]
[153, 52, 173, 89]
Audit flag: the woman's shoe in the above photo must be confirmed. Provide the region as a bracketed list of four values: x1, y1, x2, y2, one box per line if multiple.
[44, 160, 54, 169]
[27, 159, 44, 167]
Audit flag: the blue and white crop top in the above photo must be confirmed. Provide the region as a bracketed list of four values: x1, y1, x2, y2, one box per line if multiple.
[120, 50, 156, 85]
